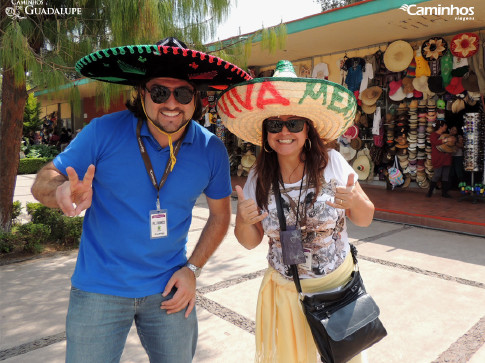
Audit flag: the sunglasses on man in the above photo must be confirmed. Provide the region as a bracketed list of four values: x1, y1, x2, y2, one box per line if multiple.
[264, 118, 307, 133]
[145, 85, 196, 105]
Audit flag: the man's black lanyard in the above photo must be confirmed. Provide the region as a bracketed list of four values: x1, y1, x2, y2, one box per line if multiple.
[136, 118, 187, 210]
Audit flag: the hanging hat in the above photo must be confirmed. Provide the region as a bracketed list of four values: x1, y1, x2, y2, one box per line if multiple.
[352, 155, 371, 180]
[445, 77, 465, 95]
[412, 76, 435, 99]
[388, 80, 402, 96]
[360, 86, 382, 105]
[240, 151, 256, 168]
[421, 37, 448, 61]
[75, 37, 251, 88]
[450, 33, 479, 58]
[389, 86, 406, 101]
[384, 40, 414, 72]
[462, 71, 480, 92]
[350, 137, 363, 151]
[428, 76, 446, 94]
[413, 89, 423, 98]
[362, 103, 376, 115]
[217, 60, 357, 146]
[343, 124, 359, 139]
[402, 77, 414, 94]
[451, 99, 466, 113]
[339, 144, 357, 161]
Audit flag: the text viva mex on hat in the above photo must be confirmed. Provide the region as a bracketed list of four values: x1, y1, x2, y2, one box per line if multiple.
[217, 81, 354, 119]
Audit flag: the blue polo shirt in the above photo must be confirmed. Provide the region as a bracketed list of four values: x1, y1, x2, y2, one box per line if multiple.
[53, 110, 232, 297]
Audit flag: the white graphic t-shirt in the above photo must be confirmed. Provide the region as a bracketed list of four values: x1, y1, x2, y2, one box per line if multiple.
[243, 149, 357, 279]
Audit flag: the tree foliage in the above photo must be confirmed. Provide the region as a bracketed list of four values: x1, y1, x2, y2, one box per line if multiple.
[314, 0, 363, 12]
[23, 93, 43, 135]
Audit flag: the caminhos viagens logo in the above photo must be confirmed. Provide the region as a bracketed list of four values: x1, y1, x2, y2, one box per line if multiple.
[399, 3, 475, 21]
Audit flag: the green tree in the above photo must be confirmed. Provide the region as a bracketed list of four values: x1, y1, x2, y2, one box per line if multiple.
[0, 0, 285, 232]
[315, 0, 364, 11]
[23, 93, 43, 137]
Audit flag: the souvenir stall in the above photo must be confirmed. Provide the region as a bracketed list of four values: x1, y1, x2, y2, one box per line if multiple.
[252, 31, 485, 198]
[355, 34, 484, 199]
[201, 92, 256, 176]
[208, 30, 484, 191]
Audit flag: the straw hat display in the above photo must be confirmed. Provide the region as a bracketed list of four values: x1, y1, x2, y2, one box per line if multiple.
[450, 33, 479, 58]
[352, 155, 371, 180]
[362, 103, 376, 115]
[389, 85, 406, 102]
[412, 76, 435, 99]
[241, 150, 256, 169]
[360, 86, 382, 105]
[421, 37, 448, 61]
[350, 137, 363, 151]
[237, 150, 257, 176]
[339, 144, 357, 161]
[217, 60, 357, 146]
[384, 40, 414, 72]
[451, 99, 466, 113]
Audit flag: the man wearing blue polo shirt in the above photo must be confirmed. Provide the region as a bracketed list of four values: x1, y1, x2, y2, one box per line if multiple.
[31, 37, 252, 362]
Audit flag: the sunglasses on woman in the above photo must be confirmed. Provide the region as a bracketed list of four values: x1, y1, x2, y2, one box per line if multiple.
[264, 118, 307, 133]
[145, 85, 195, 105]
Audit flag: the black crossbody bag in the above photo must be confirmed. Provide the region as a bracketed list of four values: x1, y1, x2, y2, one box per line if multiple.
[273, 181, 387, 363]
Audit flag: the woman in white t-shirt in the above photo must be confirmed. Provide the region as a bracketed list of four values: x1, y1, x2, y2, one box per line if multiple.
[217, 60, 375, 363]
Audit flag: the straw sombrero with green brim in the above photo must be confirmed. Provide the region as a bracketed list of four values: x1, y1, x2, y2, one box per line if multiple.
[216, 60, 357, 146]
[75, 37, 252, 89]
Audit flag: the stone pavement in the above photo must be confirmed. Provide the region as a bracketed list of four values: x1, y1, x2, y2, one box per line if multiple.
[1, 175, 485, 362]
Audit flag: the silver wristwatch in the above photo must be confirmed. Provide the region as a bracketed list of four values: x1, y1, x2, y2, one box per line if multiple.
[185, 262, 202, 278]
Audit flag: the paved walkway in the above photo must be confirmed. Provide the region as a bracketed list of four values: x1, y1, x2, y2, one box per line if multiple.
[1, 175, 485, 362]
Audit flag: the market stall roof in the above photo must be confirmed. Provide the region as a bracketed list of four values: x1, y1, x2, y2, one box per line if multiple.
[219, 0, 485, 67]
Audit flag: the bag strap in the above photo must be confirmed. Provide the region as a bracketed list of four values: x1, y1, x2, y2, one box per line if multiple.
[272, 178, 287, 232]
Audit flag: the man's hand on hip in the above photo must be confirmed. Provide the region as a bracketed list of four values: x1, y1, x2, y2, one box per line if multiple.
[161, 267, 196, 318]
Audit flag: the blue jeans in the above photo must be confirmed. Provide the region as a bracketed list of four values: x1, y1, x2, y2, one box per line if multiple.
[66, 286, 197, 363]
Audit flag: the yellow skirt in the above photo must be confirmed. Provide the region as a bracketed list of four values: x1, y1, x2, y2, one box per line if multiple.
[255, 253, 363, 363]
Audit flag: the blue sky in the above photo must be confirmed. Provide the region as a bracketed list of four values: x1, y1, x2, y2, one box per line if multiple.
[210, 0, 322, 42]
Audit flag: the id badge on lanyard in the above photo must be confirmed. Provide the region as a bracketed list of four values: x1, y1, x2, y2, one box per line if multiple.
[150, 209, 168, 239]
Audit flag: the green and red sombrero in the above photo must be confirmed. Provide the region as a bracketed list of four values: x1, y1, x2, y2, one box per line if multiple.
[75, 37, 252, 89]
[216, 60, 357, 145]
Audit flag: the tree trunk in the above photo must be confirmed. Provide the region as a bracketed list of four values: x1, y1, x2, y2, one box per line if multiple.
[0, 69, 27, 232]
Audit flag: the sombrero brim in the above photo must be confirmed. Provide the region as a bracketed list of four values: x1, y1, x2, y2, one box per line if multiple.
[352, 156, 371, 180]
[216, 78, 357, 146]
[384, 40, 414, 72]
[340, 145, 357, 161]
[450, 33, 479, 58]
[75, 44, 252, 88]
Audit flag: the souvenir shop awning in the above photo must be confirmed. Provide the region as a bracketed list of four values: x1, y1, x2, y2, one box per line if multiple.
[237, 0, 485, 67]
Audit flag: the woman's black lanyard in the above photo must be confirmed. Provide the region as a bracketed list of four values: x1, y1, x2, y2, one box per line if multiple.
[279, 162, 307, 228]
[274, 162, 307, 267]
[136, 118, 186, 210]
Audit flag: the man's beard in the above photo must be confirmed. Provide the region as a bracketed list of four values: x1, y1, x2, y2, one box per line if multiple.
[153, 111, 191, 134]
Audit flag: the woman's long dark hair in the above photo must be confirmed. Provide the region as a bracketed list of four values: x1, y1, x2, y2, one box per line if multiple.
[125, 82, 205, 121]
[255, 119, 329, 210]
